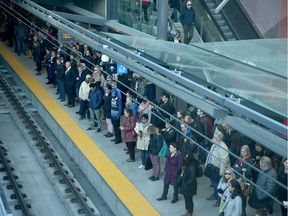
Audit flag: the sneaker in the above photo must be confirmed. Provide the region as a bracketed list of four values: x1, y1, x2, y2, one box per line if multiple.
[86, 127, 95, 131]
[138, 165, 144, 169]
[96, 128, 101, 132]
[126, 158, 135, 162]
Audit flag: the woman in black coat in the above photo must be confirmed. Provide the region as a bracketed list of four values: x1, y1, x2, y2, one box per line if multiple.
[178, 151, 198, 216]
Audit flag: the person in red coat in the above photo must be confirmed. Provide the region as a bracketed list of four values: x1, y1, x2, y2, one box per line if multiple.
[120, 108, 137, 162]
[157, 142, 184, 203]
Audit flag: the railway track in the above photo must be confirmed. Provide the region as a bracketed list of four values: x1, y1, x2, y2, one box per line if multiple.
[0, 65, 98, 215]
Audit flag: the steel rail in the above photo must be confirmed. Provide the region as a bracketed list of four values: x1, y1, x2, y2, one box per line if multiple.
[0, 72, 95, 215]
[0, 77, 32, 216]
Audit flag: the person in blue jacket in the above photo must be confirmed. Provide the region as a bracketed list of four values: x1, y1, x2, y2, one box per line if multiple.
[87, 82, 103, 132]
[180, 0, 195, 44]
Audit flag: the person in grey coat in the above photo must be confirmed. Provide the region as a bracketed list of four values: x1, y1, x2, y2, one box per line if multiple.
[248, 156, 277, 212]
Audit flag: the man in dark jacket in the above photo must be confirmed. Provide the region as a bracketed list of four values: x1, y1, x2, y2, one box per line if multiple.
[64, 61, 77, 107]
[178, 123, 197, 157]
[55, 58, 65, 101]
[110, 89, 122, 144]
[159, 92, 176, 121]
[87, 82, 103, 132]
[180, 0, 195, 44]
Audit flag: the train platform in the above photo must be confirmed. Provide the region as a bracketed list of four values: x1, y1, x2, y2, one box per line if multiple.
[0, 42, 281, 216]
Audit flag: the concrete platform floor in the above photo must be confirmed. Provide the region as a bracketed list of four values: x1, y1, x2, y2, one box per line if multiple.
[3, 43, 282, 216]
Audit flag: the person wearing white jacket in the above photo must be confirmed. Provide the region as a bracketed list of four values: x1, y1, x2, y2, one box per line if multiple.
[78, 74, 92, 120]
[205, 125, 230, 207]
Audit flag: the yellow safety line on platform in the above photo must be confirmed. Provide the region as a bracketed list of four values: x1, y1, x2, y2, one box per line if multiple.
[0, 43, 160, 216]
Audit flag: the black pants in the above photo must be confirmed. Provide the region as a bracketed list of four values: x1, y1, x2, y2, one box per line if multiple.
[66, 84, 75, 105]
[126, 141, 136, 160]
[111, 117, 121, 141]
[184, 194, 194, 213]
[162, 183, 178, 199]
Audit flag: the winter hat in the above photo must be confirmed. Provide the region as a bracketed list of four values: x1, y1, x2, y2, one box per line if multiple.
[111, 89, 118, 95]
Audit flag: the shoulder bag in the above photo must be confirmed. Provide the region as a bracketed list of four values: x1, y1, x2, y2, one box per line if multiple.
[204, 163, 220, 182]
[158, 137, 169, 158]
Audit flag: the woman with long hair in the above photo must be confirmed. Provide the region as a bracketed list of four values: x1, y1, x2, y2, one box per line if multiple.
[178, 151, 198, 216]
[148, 125, 163, 181]
[120, 108, 137, 162]
[233, 145, 253, 216]
[223, 180, 243, 216]
[217, 167, 236, 204]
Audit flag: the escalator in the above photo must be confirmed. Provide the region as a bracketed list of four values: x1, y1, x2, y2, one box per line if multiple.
[193, 0, 262, 42]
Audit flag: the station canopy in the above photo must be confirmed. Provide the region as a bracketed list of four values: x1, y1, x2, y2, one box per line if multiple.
[106, 35, 287, 119]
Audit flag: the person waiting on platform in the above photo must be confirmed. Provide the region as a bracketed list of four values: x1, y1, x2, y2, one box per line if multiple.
[110, 89, 123, 144]
[120, 108, 137, 162]
[55, 57, 66, 102]
[78, 74, 92, 120]
[134, 114, 151, 168]
[103, 85, 113, 138]
[125, 97, 138, 119]
[178, 151, 199, 216]
[205, 126, 230, 207]
[217, 167, 236, 208]
[180, 0, 195, 44]
[86, 82, 103, 132]
[64, 61, 77, 108]
[157, 142, 184, 203]
[148, 125, 163, 181]
[223, 180, 243, 216]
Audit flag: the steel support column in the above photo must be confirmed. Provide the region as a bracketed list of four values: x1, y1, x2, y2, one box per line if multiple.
[106, 0, 118, 20]
[157, 0, 168, 40]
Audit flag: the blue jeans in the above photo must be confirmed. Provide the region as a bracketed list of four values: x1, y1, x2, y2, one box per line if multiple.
[111, 117, 121, 141]
[211, 178, 220, 201]
[79, 100, 89, 118]
[16, 36, 26, 56]
[140, 150, 148, 166]
[198, 141, 207, 162]
[57, 79, 65, 100]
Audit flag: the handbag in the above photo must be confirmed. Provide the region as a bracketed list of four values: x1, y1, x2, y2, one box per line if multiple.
[144, 156, 152, 170]
[204, 163, 220, 182]
[237, 170, 252, 197]
[196, 164, 203, 178]
[158, 139, 169, 158]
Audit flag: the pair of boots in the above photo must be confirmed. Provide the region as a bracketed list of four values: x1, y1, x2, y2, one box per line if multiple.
[157, 195, 178, 203]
